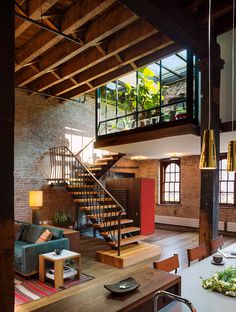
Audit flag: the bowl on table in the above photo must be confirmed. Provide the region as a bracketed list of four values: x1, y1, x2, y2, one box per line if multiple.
[54, 248, 63, 255]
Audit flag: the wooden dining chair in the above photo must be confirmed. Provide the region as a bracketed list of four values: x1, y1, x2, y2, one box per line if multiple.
[210, 235, 224, 253]
[187, 243, 207, 267]
[153, 254, 180, 273]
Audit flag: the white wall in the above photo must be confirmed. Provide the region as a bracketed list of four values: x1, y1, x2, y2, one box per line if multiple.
[218, 29, 236, 123]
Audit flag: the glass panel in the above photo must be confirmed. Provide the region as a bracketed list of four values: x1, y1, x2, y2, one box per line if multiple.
[221, 182, 227, 192]
[221, 159, 227, 170]
[228, 193, 234, 204]
[170, 173, 175, 182]
[228, 182, 234, 192]
[169, 193, 175, 201]
[228, 171, 235, 181]
[106, 82, 116, 120]
[175, 193, 180, 202]
[175, 183, 179, 192]
[221, 171, 227, 181]
[221, 193, 227, 204]
[118, 72, 137, 116]
[176, 172, 180, 181]
[166, 165, 171, 173]
[165, 184, 169, 192]
[165, 173, 170, 182]
[170, 183, 174, 191]
[165, 193, 169, 201]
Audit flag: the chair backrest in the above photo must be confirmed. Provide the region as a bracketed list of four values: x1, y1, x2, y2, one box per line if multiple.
[153, 254, 180, 273]
[210, 235, 224, 253]
[187, 244, 207, 266]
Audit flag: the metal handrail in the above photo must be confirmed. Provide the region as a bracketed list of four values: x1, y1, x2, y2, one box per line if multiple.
[49, 146, 125, 256]
[153, 290, 197, 312]
[77, 136, 96, 155]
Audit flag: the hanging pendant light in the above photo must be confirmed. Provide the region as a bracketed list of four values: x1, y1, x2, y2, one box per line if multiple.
[227, 0, 236, 172]
[199, 129, 217, 169]
[199, 0, 217, 169]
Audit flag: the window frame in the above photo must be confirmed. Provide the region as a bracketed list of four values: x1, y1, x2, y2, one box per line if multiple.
[160, 159, 181, 204]
[219, 154, 236, 207]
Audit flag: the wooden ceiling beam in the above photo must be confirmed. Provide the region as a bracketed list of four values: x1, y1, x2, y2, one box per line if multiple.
[61, 42, 180, 99]
[118, 0, 208, 58]
[26, 19, 157, 92]
[15, 0, 115, 71]
[16, 3, 137, 87]
[48, 33, 172, 96]
[197, 2, 233, 26]
[15, 0, 58, 39]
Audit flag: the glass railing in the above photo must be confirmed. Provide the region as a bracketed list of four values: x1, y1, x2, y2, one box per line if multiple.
[98, 99, 188, 136]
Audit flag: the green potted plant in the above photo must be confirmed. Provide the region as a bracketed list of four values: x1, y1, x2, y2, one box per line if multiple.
[52, 211, 73, 228]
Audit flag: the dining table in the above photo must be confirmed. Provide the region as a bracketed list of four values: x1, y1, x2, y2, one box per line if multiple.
[179, 243, 236, 312]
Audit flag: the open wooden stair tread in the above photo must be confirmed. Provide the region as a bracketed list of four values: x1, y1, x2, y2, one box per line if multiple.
[86, 211, 126, 219]
[80, 204, 119, 211]
[66, 184, 94, 189]
[92, 219, 133, 228]
[108, 235, 146, 247]
[69, 191, 104, 195]
[101, 226, 140, 236]
[74, 197, 113, 203]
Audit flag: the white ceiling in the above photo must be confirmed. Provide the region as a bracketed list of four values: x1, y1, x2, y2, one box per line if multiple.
[102, 131, 236, 159]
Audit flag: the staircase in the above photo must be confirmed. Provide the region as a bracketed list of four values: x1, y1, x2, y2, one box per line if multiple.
[49, 146, 146, 255]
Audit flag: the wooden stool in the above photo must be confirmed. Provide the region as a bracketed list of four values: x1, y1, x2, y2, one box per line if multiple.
[153, 254, 180, 273]
[187, 244, 207, 267]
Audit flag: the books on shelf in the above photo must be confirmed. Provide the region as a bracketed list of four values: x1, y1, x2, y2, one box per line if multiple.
[46, 265, 77, 280]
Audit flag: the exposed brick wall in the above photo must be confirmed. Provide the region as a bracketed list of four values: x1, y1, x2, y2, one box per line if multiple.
[110, 156, 236, 223]
[14, 89, 95, 223]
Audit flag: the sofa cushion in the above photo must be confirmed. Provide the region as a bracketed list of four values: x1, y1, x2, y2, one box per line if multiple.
[14, 240, 29, 264]
[36, 229, 52, 243]
[15, 223, 25, 240]
[23, 224, 44, 243]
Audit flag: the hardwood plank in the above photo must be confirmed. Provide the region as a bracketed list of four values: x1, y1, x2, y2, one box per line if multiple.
[32, 19, 157, 93]
[60, 41, 179, 99]
[15, 0, 115, 70]
[16, 4, 137, 86]
[15, 0, 58, 39]
[118, 0, 208, 58]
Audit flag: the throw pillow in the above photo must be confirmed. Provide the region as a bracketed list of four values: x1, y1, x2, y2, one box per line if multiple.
[15, 223, 25, 240]
[36, 229, 52, 244]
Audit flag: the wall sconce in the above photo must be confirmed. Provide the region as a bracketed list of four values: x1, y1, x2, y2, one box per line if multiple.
[29, 191, 43, 225]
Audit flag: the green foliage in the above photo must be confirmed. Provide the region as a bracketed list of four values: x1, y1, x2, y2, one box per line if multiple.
[201, 266, 236, 297]
[53, 211, 73, 226]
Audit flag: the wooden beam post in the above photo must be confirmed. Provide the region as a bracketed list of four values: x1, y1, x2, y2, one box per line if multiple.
[0, 1, 15, 311]
[199, 42, 223, 254]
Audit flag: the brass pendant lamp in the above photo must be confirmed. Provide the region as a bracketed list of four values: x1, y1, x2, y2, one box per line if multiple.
[226, 0, 236, 172]
[199, 0, 217, 169]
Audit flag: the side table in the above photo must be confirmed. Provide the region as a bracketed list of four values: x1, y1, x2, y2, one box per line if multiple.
[39, 250, 81, 288]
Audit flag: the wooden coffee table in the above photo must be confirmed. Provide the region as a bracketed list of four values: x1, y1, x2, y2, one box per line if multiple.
[39, 250, 81, 288]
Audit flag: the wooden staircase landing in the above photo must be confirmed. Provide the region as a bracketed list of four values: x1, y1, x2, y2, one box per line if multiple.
[96, 242, 161, 268]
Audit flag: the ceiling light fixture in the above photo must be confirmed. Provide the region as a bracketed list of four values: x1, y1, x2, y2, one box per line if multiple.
[226, 0, 236, 172]
[199, 0, 217, 170]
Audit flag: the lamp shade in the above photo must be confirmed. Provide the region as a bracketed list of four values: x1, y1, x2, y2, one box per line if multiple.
[29, 191, 43, 208]
[199, 129, 217, 169]
[227, 141, 236, 172]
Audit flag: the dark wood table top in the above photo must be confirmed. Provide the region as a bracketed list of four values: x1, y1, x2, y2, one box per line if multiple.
[32, 265, 180, 312]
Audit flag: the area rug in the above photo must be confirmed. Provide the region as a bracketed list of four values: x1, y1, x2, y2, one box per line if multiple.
[15, 273, 94, 307]
[143, 229, 182, 243]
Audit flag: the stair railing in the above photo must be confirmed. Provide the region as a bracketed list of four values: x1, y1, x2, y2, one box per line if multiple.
[49, 146, 124, 256]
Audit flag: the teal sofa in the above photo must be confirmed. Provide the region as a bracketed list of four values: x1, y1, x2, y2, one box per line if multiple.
[14, 223, 69, 276]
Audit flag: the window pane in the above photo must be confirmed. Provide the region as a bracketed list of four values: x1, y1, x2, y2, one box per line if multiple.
[228, 193, 234, 204]
[165, 184, 169, 192]
[228, 172, 235, 180]
[170, 163, 175, 171]
[175, 183, 179, 192]
[221, 171, 227, 181]
[221, 159, 227, 169]
[221, 193, 227, 204]
[165, 193, 169, 201]
[166, 165, 171, 173]
[221, 182, 227, 192]
[170, 173, 175, 182]
[175, 194, 180, 202]
[166, 173, 170, 182]
[175, 165, 180, 173]
[169, 193, 175, 201]
[228, 182, 234, 192]
[176, 172, 180, 182]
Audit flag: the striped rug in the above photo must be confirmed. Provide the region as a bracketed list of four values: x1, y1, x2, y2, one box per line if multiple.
[15, 273, 94, 307]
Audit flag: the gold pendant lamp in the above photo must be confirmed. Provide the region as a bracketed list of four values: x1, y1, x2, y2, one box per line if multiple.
[199, 0, 217, 170]
[226, 0, 236, 172]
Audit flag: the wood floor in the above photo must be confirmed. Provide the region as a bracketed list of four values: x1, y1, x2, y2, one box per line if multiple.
[15, 231, 236, 311]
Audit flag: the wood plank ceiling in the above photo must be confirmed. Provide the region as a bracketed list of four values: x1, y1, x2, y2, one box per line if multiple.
[15, 0, 234, 102]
